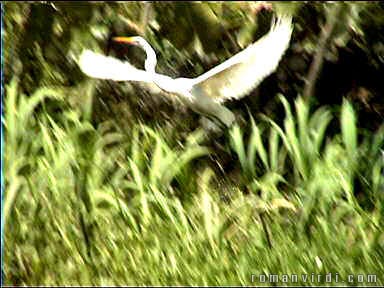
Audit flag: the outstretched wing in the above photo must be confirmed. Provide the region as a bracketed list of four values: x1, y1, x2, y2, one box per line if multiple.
[78, 50, 154, 83]
[192, 15, 293, 103]
[78, 50, 179, 97]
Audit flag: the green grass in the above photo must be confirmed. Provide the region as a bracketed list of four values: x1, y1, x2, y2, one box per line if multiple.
[3, 79, 384, 286]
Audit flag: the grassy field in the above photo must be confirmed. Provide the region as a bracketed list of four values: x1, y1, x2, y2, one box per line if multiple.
[3, 79, 384, 286]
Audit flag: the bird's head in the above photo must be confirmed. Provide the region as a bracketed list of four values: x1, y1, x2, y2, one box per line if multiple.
[112, 36, 157, 73]
[113, 36, 147, 46]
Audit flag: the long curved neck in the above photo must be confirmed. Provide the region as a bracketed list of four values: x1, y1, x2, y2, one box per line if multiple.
[142, 41, 157, 74]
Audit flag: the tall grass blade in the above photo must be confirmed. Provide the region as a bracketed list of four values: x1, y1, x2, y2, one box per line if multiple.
[341, 99, 357, 158]
[249, 118, 269, 171]
[229, 125, 248, 176]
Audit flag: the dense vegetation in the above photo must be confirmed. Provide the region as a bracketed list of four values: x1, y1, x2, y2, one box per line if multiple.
[3, 2, 384, 286]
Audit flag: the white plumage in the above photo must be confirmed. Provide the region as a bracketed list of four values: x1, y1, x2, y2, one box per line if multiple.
[78, 15, 293, 128]
[79, 50, 154, 83]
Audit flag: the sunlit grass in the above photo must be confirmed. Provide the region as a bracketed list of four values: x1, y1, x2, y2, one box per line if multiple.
[3, 80, 384, 286]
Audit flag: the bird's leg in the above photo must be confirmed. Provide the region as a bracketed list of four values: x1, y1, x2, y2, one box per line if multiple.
[195, 108, 234, 140]
[191, 92, 236, 129]
[199, 116, 224, 135]
[214, 105, 236, 129]
[195, 116, 230, 155]
[197, 105, 236, 141]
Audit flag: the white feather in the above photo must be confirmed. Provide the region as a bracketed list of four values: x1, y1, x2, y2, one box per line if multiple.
[78, 50, 154, 83]
[192, 15, 293, 103]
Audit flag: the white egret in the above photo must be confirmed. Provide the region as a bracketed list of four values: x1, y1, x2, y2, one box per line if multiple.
[78, 15, 293, 128]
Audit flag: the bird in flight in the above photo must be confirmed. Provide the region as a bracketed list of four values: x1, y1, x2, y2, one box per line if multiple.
[78, 15, 293, 129]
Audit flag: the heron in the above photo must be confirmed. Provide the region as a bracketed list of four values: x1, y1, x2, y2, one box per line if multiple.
[78, 15, 293, 130]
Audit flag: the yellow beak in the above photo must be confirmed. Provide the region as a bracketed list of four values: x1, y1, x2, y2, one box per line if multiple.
[112, 36, 138, 43]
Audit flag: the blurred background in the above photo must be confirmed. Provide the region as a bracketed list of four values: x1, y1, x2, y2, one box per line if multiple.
[3, 1, 384, 286]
